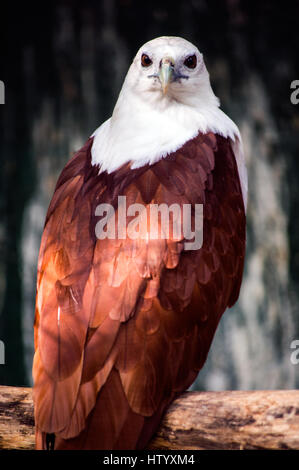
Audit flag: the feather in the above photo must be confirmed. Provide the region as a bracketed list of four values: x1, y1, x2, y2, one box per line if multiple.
[33, 131, 246, 450]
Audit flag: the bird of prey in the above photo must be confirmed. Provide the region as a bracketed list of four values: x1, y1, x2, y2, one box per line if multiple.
[33, 36, 247, 450]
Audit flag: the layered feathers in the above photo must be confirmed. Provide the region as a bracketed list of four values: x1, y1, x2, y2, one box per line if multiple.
[33, 132, 246, 449]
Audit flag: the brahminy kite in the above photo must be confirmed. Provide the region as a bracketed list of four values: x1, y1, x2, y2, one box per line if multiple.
[33, 36, 247, 450]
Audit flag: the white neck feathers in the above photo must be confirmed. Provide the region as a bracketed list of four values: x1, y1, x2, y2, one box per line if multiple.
[91, 92, 239, 173]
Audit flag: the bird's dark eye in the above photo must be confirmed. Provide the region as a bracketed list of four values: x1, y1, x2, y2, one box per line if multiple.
[141, 53, 152, 67]
[184, 54, 197, 69]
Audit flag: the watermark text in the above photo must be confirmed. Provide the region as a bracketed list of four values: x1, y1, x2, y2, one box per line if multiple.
[0, 81, 4, 104]
[0, 340, 5, 365]
[95, 196, 203, 251]
[290, 80, 299, 105]
[290, 339, 299, 365]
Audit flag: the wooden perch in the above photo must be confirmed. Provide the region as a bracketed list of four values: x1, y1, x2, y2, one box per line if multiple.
[0, 386, 299, 450]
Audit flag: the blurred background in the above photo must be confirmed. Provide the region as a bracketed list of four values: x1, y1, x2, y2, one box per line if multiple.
[0, 0, 299, 390]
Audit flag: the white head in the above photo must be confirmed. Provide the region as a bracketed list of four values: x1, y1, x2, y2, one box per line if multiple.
[92, 36, 242, 181]
[121, 36, 219, 109]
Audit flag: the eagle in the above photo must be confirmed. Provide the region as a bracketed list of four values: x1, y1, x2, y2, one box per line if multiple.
[32, 36, 247, 450]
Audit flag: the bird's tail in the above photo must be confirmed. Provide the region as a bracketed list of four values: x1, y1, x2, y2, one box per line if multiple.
[35, 368, 165, 450]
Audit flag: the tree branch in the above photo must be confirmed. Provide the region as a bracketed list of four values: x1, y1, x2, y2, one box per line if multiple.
[0, 386, 299, 450]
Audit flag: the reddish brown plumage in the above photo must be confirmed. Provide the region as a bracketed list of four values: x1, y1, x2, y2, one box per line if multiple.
[33, 132, 246, 449]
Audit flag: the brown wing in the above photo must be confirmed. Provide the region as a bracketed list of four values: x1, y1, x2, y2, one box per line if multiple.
[33, 133, 246, 449]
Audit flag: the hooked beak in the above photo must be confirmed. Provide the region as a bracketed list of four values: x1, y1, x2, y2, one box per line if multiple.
[159, 57, 175, 94]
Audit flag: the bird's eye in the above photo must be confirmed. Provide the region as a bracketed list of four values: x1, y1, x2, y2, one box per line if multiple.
[184, 54, 197, 69]
[141, 53, 152, 67]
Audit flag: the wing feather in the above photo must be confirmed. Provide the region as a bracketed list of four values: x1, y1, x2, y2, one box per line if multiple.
[33, 132, 246, 449]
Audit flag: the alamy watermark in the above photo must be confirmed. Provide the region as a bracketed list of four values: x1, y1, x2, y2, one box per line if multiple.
[0, 340, 5, 365]
[0, 80, 4, 104]
[290, 339, 299, 365]
[95, 196, 203, 251]
[290, 80, 299, 105]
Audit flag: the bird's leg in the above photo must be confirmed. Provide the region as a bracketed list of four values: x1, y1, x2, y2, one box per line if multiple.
[46, 433, 56, 450]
